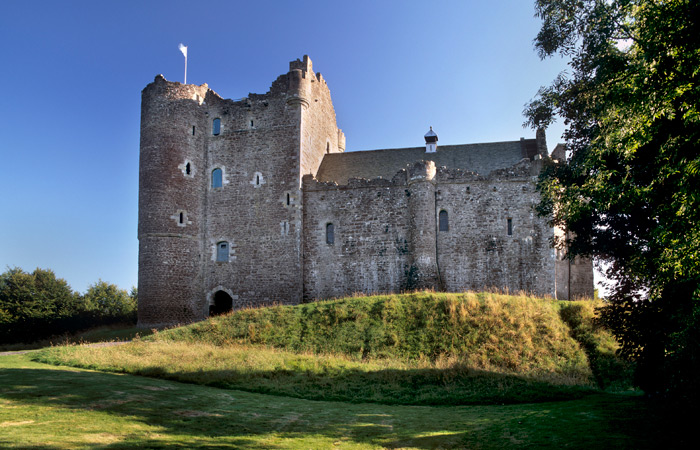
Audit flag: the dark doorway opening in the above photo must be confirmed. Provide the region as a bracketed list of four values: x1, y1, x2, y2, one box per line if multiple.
[209, 290, 233, 316]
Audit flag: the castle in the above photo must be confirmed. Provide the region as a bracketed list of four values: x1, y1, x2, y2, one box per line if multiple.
[138, 55, 593, 327]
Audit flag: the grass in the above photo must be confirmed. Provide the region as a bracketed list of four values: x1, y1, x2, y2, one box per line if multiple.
[1, 291, 652, 447]
[35, 340, 595, 405]
[0, 324, 151, 352]
[0, 352, 669, 449]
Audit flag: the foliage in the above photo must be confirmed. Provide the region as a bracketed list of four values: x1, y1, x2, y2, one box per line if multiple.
[525, 0, 700, 401]
[0, 267, 136, 344]
[83, 280, 136, 320]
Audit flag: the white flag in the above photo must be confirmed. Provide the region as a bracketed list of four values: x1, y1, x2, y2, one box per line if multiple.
[178, 43, 187, 58]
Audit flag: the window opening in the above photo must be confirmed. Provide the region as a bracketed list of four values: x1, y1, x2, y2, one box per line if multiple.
[250, 120, 254, 127]
[185, 162, 191, 175]
[326, 142, 330, 154]
[439, 210, 448, 232]
[179, 212, 184, 224]
[256, 174, 260, 186]
[326, 223, 334, 245]
[286, 193, 290, 205]
[216, 241, 229, 262]
[192, 126, 196, 135]
[212, 168, 223, 188]
[507, 218, 513, 236]
[212, 118, 221, 136]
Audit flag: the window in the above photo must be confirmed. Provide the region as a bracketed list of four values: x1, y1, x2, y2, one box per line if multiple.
[286, 193, 290, 206]
[216, 242, 229, 262]
[250, 120, 254, 127]
[326, 142, 330, 154]
[212, 168, 223, 188]
[507, 218, 513, 236]
[256, 174, 260, 186]
[185, 162, 191, 175]
[192, 126, 196, 136]
[439, 210, 448, 232]
[326, 223, 334, 245]
[212, 118, 221, 136]
[179, 212, 184, 224]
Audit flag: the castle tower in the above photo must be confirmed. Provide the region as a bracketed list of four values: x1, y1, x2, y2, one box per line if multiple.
[406, 160, 440, 290]
[138, 56, 346, 327]
[138, 75, 209, 327]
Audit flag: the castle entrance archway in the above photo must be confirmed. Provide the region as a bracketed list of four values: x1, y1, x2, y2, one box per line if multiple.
[209, 290, 233, 316]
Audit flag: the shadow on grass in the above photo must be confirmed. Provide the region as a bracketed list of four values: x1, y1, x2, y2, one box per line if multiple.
[142, 365, 596, 406]
[0, 364, 667, 449]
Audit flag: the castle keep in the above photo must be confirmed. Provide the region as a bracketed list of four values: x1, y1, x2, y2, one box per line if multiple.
[138, 55, 593, 327]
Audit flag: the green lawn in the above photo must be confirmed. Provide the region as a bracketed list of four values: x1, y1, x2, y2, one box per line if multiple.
[0, 352, 665, 449]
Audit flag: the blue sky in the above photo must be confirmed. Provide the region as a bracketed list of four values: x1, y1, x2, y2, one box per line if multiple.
[0, 0, 572, 293]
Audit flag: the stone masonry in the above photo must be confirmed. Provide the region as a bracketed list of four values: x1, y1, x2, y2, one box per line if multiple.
[137, 55, 594, 327]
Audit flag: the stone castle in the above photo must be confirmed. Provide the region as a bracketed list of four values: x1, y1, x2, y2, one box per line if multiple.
[138, 55, 593, 327]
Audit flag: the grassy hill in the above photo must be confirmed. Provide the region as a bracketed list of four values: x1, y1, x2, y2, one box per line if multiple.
[35, 291, 633, 405]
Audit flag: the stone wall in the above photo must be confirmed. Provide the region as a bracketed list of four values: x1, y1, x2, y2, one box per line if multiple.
[433, 163, 555, 296]
[302, 159, 556, 300]
[302, 174, 413, 300]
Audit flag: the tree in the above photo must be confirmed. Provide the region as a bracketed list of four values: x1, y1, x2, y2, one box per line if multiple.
[525, 0, 700, 401]
[83, 280, 136, 322]
[0, 267, 80, 343]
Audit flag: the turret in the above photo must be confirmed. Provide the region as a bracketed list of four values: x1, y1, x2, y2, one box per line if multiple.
[137, 75, 209, 327]
[406, 160, 440, 290]
[425, 127, 438, 153]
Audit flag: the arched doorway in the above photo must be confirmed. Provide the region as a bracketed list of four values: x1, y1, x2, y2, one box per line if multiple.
[209, 290, 233, 317]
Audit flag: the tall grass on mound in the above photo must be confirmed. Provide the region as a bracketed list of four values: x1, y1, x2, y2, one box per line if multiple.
[152, 291, 591, 380]
[558, 301, 635, 390]
[35, 340, 594, 405]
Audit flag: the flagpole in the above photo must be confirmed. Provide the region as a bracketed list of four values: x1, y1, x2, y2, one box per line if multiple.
[178, 43, 188, 84]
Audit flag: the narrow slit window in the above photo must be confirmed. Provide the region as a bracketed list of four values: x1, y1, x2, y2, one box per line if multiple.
[185, 162, 191, 175]
[250, 120, 254, 127]
[179, 212, 184, 224]
[326, 142, 330, 154]
[192, 126, 196, 136]
[216, 241, 229, 262]
[212, 168, 223, 188]
[212, 118, 221, 136]
[326, 223, 334, 245]
[286, 193, 290, 205]
[507, 218, 513, 236]
[256, 174, 260, 186]
[439, 210, 448, 232]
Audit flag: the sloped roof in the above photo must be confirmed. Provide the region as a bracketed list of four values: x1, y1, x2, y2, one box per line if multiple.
[316, 139, 537, 184]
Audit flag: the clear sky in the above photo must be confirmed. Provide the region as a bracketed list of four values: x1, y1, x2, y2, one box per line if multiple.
[0, 0, 574, 294]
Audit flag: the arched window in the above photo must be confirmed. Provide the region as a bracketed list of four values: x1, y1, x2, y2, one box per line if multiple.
[212, 118, 221, 136]
[326, 223, 334, 245]
[439, 210, 448, 232]
[185, 162, 191, 175]
[212, 168, 223, 188]
[216, 241, 229, 262]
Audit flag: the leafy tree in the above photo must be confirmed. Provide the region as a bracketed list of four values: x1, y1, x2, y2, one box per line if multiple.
[525, 0, 700, 401]
[0, 267, 80, 342]
[83, 280, 136, 321]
